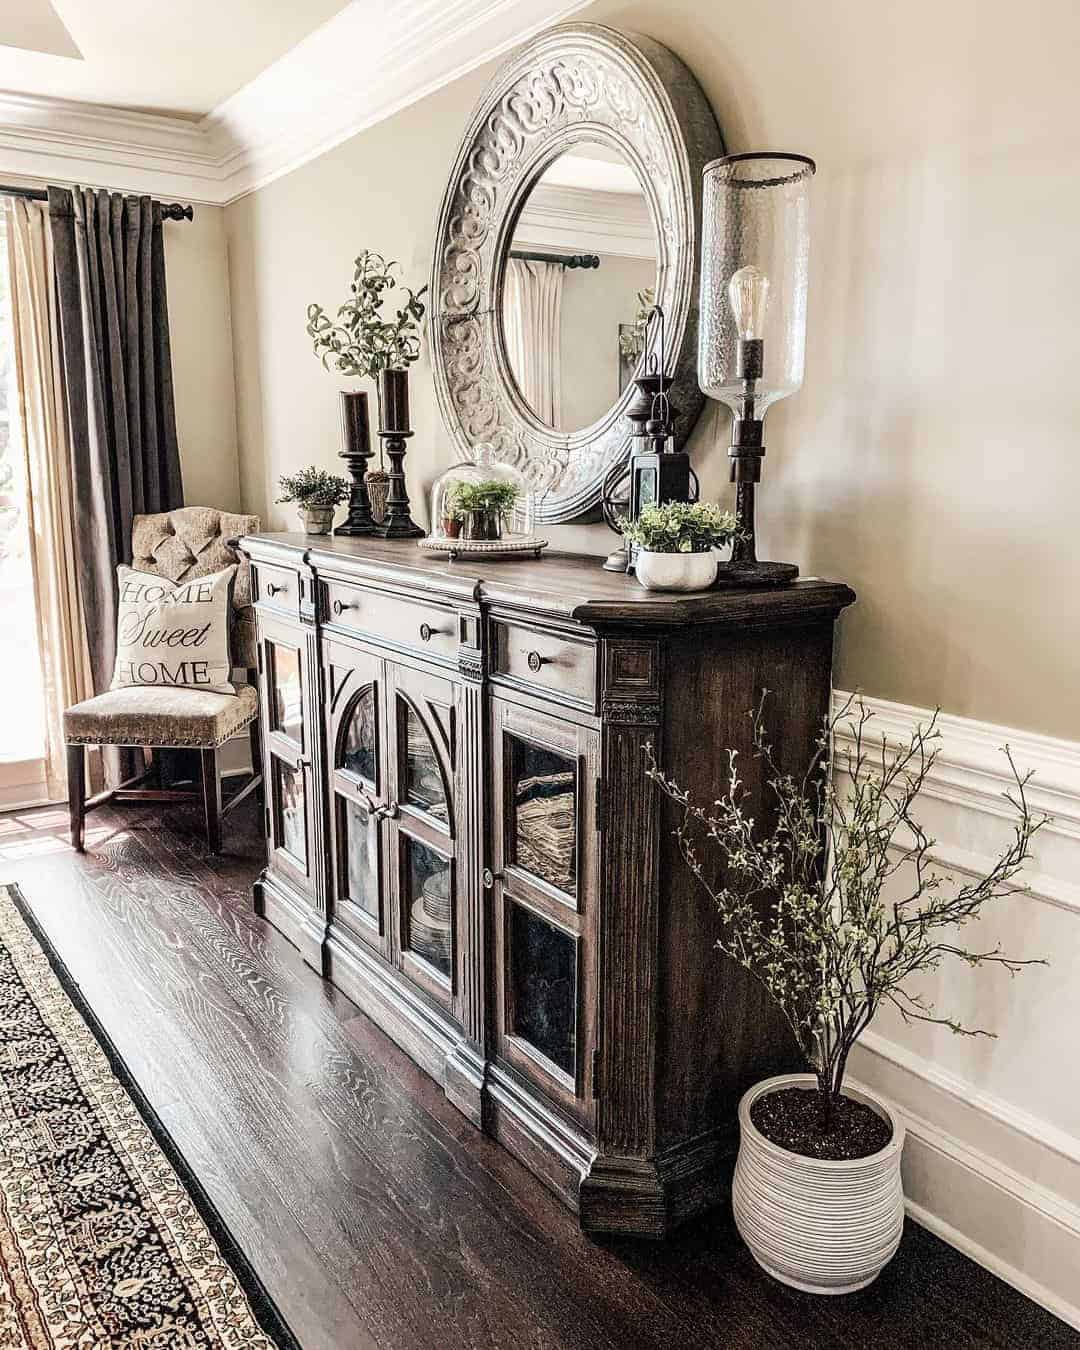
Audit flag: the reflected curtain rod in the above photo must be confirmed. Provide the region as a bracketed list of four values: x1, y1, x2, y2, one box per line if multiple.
[510, 250, 599, 269]
[0, 183, 194, 222]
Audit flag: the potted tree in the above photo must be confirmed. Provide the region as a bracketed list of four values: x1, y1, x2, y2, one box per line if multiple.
[621, 502, 741, 591]
[276, 467, 351, 535]
[646, 694, 1045, 1293]
[306, 250, 427, 521]
[447, 480, 520, 541]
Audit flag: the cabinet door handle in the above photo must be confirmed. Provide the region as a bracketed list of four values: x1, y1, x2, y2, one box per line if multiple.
[526, 650, 551, 673]
[266, 582, 284, 597]
[482, 868, 504, 889]
[332, 598, 356, 617]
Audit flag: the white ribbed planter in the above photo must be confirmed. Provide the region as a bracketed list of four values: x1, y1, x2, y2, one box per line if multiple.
[733, 1073, 905, 1295]
[634, 549, 717, 592]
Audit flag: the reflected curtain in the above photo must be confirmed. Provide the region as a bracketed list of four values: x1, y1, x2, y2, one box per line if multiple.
[47, 186, 184, 697]
[503, 259, 563, 428]
[4, 198, 96, 799]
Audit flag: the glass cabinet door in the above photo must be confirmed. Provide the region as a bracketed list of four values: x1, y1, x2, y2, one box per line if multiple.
[257, 613, 314, 897]
[388, 665, 457, 1010]
[491, 699, 599, 1127]
[325, 641, 390, 958]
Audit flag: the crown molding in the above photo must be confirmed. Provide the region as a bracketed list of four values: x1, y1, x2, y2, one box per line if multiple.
[514, 182, 656, 260]
[0, 0, 593, 206]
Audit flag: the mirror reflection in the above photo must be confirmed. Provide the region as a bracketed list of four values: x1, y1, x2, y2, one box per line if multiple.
[502, 143, 658, 433]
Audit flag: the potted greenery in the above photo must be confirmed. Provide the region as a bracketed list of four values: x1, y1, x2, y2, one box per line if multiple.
[645, 695, 1044, 1293]
[621, 502, 740, 591]
[447, 480, 519, 541]
[306, 250, 427, 518]
[276, 467, 351, 535]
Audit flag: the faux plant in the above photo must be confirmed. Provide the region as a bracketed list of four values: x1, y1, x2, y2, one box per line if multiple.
[307, 250, 428, 379]
[645, 694, 1046, 1128]
[621, 501, 740, 554]
[619, 287, 656, 363]
[446, 480, 519, 521]
[276, 467, 351, 508]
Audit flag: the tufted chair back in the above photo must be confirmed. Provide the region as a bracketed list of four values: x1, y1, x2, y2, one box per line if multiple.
[131, 507, 260, 669]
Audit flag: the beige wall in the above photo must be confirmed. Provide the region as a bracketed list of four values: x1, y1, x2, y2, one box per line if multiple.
[224, 0, 1080, 741]
[165, 205, 240, 511]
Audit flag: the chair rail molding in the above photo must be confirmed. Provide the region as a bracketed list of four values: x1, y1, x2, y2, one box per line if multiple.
[833, 690, 1080, 1333]
[0, 0, 593, 205]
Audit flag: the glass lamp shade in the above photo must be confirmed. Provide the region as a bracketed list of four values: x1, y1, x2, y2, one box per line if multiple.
[697, 153, 815, 418]
[428, 444, 536, 543]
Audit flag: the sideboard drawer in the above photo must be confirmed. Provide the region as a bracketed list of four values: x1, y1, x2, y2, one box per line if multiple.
[491, 618, 596, 708]
[254, 562, 300, 619]
[325, 582, 459, 663]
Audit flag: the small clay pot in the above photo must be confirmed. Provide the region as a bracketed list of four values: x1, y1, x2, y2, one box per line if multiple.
[298, 503, 336, 536]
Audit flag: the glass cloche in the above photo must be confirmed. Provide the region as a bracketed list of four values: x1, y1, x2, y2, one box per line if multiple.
[427, 444, 536, 546]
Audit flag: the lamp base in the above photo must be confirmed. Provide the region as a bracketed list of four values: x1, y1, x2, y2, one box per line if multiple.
[715, 559, 799, 588]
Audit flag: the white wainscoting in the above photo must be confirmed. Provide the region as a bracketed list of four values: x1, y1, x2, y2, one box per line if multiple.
[832, 692, 1080, 1331]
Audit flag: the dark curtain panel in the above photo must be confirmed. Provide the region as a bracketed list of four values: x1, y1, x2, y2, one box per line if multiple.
[48, 186, 184, 694]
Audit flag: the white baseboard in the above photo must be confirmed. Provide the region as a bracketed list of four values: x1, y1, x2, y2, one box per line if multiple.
[833, 691, 1080, 1331]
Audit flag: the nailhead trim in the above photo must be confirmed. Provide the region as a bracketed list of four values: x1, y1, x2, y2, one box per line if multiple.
[65, 710, 257, 750]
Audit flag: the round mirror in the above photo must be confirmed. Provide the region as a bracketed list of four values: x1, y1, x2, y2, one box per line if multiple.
[501, 142, 659, 433]
[430, 23, 723, 523]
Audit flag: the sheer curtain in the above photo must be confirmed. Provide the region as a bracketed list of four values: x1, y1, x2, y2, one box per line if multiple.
[4, 198, 95, 800]
[503, 258, 563, 428]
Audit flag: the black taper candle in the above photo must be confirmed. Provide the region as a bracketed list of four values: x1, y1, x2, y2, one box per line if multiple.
[379, 368, 410, 433]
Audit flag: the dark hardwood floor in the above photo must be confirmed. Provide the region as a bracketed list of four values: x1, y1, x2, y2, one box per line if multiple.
[1, 800, 1075, 1350]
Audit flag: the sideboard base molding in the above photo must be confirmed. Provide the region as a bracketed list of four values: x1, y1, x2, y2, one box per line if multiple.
[485, 1063, 595, 1213]
[255, 871, 329, 976]
[324, 923, 476, 1108]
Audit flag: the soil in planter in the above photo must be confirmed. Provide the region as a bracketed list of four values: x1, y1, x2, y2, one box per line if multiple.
[750, 1087, 893, 1161]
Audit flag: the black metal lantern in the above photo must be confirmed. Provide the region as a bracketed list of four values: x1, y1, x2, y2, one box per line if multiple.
[601, 305, 695, 572]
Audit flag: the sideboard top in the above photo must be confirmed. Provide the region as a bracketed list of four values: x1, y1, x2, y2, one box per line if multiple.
[240, 533, 855, 629]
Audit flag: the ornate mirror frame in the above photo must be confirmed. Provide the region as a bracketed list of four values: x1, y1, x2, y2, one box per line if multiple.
[430, 23, 724, 524]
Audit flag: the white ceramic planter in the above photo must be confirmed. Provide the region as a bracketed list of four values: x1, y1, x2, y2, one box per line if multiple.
[298, 504, 336, 536]
[732, 1073, 905, 1295]
[634, 548, 717, 592]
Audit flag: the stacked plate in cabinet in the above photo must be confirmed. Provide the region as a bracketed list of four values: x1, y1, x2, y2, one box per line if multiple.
[410, 867, 452, 969]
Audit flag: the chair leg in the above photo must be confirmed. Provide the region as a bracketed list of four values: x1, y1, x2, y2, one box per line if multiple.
[201, 748, 223, 855]
[248, 717, 264, 806]
[66, 744, 86, 853]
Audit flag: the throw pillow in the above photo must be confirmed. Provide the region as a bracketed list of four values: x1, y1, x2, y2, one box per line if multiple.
[112, 564, 237, 695]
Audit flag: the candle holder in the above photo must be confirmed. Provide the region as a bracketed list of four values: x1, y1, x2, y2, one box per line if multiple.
[376, 368, 424, 539]
[334, 391, 377, 536]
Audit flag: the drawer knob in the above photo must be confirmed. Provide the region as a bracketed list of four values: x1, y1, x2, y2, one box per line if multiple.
[332, 598, 355, 617]
[526, 650, 551, 673]
[266, 582, 284, 597]
[419, 622, 438, 642]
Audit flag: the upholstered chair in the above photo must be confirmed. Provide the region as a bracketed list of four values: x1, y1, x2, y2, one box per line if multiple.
[64, 507, 262, 855]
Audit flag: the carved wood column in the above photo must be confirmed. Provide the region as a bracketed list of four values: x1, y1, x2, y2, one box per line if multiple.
[445, 609, 488, 1126]
[580, 637, 664, 1234]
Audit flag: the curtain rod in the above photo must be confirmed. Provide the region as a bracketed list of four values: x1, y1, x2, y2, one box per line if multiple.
[0, 183, 194, 222]
[510, 250, 599, 269]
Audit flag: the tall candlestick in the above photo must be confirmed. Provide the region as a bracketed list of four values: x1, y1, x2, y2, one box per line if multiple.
[375, 368, 423, 538]
[334, 390, 377, 536]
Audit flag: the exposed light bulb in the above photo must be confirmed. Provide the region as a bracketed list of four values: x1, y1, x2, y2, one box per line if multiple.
[728, 265, 770, 341]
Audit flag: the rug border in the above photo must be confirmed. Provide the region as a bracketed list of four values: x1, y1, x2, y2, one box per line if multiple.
[2, 881, 303, 1350]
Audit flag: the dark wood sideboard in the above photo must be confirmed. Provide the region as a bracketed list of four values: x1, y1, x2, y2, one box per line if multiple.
[240, 533, 855, 1237]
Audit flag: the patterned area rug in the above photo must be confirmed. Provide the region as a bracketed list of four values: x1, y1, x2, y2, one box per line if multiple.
[0, 883, 299, 1348]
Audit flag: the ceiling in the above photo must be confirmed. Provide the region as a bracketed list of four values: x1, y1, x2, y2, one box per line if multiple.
[0, 0, 348, 118]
